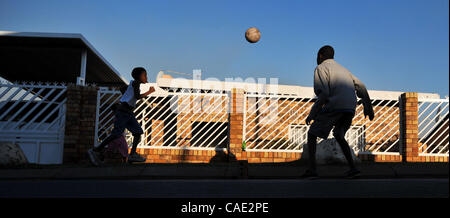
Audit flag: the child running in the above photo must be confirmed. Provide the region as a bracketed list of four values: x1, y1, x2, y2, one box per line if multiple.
[88, 67, 155, 166]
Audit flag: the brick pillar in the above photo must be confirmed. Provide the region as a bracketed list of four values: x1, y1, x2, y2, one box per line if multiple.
[399, 92, 419, 162]
[229, 88, 245, 161]
[63, 85, 98, 163]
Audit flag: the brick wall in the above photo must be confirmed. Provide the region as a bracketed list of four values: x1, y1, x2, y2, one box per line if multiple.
[63, 85, 98, 163]
[62, 87, 447, 164]
[400, 92, 419, 162]
[136, 89, 304, 163]
[229, 88, 244, 159]
[135, 90, 446, 163]
[398, 93, 448, 162]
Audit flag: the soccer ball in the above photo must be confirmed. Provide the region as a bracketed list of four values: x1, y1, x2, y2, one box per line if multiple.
[245, 27, 261, 43]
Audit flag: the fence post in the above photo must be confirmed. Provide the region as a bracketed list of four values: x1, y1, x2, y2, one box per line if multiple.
[399, 92, 419, 162]
[229, 88, 246, 161]
[63, 84, 99, 163]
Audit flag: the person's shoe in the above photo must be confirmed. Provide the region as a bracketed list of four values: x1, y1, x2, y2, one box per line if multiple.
[128, 152, 146, 163]
[87, 148, 102, 166]
[345, 168, 361, 179]
[300, 169, 319, 180]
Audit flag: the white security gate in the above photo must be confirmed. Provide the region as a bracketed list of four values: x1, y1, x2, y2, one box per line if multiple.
[0, 82, 67, 164]
[95, 87, 230, 151]
[94, 87, 122, 146]
[243, 93, 401, 155]
[418, 98, 449, 156]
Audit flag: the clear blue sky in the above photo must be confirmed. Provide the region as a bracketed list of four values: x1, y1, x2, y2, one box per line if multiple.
[1, 0, 448, 96]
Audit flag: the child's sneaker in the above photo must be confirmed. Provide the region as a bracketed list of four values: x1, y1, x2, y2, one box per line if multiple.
[87, 148, 102, 166]
[128, 153, 146, 163]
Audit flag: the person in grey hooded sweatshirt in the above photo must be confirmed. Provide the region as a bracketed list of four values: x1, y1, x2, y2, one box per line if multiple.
[302, 45, 374, 179]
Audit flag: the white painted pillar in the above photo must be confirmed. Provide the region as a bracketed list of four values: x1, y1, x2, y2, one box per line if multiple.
[77, 49, 87, 86]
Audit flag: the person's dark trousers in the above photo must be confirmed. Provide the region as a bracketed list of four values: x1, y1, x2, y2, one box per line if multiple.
[333, 130, 356, 170]
[306, 112, 357, 172]
[306, 133, 318, 172]
[94, 110, 144, 154]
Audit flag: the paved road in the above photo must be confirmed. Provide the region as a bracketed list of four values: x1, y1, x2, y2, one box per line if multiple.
[0, 179, 448, 198]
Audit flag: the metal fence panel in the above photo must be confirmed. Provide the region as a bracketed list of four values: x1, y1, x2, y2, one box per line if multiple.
[95, 88, 229, 151]
[418, 98, 449, 156]
[94, 87, 122, 146]
[243, 93, 402, 155]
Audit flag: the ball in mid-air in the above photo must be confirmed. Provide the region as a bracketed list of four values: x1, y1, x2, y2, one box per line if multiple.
[245, 27, 260, 43]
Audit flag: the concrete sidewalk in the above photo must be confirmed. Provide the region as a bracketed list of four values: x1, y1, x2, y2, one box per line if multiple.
[0, 162, 448, 180]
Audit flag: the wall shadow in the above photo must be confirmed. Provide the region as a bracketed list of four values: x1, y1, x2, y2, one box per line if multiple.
[209, 150, 237, 164]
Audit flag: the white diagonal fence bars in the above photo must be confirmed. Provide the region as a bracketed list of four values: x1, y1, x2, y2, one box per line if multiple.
[418, 98, 449, 156]
[95, 87, 230, 150]
[94, 87, 123, 146]
[95, 87, 447, 157]
[243, 93, 402, 155]
[0, 81, 67, 164]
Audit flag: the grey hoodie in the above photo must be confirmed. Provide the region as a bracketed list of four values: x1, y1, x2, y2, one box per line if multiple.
[308, 59, 373, 119]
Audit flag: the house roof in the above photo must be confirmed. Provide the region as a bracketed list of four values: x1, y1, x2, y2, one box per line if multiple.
[0, 31, 128, 86]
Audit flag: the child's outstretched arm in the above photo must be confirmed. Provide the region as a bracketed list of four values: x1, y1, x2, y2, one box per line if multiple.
[141, 86, 155, 97]
[306, 66, 329, 124]
[351, 74, 374, 120]
[132, 80, 155, 99]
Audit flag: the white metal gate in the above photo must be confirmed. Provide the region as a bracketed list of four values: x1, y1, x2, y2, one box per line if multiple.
[0, 81, 67, 164]
[243, 93, 401, 154]
[95, 87, 230, 151]
[94, 87, 122, 146]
